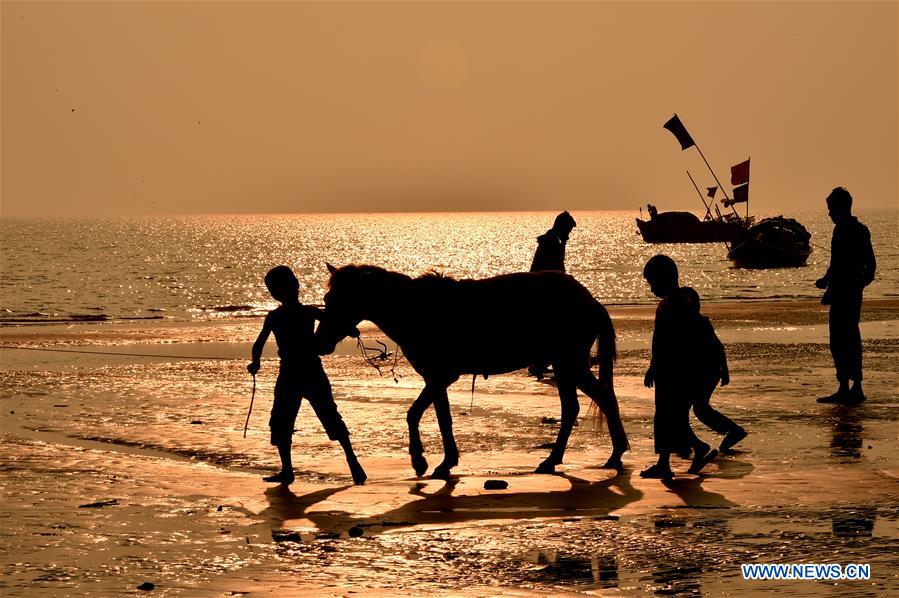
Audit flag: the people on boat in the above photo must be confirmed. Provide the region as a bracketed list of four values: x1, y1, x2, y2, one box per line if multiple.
[815, 187, 877, 404]
[530, 211, 576, 273]
[647, 204, 658, 219]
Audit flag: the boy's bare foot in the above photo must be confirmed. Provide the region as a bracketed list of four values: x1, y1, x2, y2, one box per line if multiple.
[639, 464, 674, 479]
[849, 386, 867, 403]
[263, 471, 295, 485]
[817, 389, 851, 403]
[687, 448, 718, 474]
[720, 427, 747, 452]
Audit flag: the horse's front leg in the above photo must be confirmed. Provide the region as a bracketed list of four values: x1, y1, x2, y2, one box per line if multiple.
[536, 378, 579, 474]
[430, 381, 459, 480]
[407, 387, 434, 477]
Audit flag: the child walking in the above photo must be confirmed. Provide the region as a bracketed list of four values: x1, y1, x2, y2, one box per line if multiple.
[681, 287, 747, 452]
[248, 265, 366, 486]
[640, 255, 718, 479]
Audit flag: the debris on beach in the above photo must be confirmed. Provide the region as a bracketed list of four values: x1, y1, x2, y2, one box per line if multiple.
[540, 417, 559, 425]
[190, 420, 203, 425]
[484, 480, 508, 490]
[78, 499, 118, 508]
[136, 581, 155, 591]
[271, 529, 304, 543]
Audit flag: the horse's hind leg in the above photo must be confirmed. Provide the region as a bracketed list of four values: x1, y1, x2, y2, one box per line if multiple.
[430, 383, 460, 480]
[535, 376, 579, 474]
[577, 371, 629, 470]
[407, 387, 435, 477]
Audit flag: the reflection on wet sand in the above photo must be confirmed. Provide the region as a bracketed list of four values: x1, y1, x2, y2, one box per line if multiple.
[828, 405, 865, 460]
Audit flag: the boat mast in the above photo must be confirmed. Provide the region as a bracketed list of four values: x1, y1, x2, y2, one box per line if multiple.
[690, 141, 741, 219]
[686, 170, 713, 220]
[687, 170, 731, 252]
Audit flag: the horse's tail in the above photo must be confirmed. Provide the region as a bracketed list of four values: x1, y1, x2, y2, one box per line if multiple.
[585, 301, 617, 433]
[594, 301, 617, 385]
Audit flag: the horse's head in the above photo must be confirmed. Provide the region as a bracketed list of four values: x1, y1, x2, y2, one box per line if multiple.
[315, 263, 373, 353]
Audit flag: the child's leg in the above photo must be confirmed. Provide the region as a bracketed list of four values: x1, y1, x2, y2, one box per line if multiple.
[266, 371, 301, 484]
[693, 385, 738, 436]
[305, 370, 367, 484]
[263, 443, 296, 484]
[685, 393, 717, 474]
[641, 389, 675, 478]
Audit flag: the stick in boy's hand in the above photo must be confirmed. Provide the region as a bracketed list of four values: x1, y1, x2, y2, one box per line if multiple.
[243, 370, 257, 438]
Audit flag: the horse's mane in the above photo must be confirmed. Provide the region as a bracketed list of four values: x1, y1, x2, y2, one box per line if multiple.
[328, 264, 408, 288]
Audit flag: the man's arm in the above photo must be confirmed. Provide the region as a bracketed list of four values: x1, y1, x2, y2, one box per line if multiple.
[862, 227, 876, 287]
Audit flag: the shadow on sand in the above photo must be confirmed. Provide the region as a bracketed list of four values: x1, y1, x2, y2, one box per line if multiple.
[259, 471, 645, 539]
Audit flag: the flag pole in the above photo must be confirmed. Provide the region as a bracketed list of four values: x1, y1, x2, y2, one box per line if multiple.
[687, 170, 730, 252]
[745, 156, 750, 221]
[690, 142, 741, 218]
[685, 170, 713, 220]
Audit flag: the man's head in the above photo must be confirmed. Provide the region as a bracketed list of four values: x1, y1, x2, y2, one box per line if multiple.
[265, 265, 300, 302]
[552, 211, 577, 241]
[826, 187, 853, 224]
[643, 254, 679, 298]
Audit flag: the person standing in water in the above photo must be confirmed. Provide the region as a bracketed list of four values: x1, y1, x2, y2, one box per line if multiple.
[248, 265, 366, 486]
[815, 187, 876, 404]
[530, 211, 577, 273]
[528, 211, 578, 379]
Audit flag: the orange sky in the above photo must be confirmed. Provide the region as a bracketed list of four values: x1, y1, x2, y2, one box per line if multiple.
[2, 1, 896, 216]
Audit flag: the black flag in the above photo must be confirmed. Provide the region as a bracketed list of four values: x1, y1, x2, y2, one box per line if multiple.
[663, 114, 695, 150]
[706, 186, 718, 199]
[723, 183, 749, 206]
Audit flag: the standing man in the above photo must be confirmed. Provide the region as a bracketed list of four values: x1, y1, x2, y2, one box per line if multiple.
[816, 187, 876, 404]
[530, 211, 576, 273]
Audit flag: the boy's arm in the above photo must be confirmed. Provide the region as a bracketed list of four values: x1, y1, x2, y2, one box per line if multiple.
[717, 337, 730, 386]
[248, 315, 272, 374]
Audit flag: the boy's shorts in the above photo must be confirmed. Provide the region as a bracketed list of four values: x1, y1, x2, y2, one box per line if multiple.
[269, 366, 349, 446]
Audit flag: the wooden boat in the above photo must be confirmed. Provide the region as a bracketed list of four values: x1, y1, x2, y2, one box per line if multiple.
[727, 216, 812, 268]
[636, 210, 752, 243]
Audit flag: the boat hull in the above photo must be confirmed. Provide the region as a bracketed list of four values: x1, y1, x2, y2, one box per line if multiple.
[636, 212, 750, 243]
[727, 217, 812, 269]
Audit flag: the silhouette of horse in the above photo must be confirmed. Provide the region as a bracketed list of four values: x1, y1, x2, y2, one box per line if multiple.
[316, 264, 630, 479]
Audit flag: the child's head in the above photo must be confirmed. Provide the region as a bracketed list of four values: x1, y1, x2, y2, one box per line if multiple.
[643, 254, 679, 298]
[682, 286, 700, 309]
[826, 187, 853, 223]
[264, 266, 300, 303]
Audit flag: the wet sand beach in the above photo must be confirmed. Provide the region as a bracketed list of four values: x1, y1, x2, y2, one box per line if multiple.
[2, 299, 898, 596]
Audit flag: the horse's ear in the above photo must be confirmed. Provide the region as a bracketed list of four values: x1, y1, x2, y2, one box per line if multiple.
[326, 262, 337, 275]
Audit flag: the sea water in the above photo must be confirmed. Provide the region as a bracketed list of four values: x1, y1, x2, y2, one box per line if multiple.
[2, 210, 896, 325]
[1, 210, 897, 596]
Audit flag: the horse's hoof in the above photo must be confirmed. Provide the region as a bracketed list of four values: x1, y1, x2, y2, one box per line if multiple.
[411, 455, 428, 478]
[601, 457, 623, 472]
[431, 466, 452, 480]
[534, 461, 556, 474]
